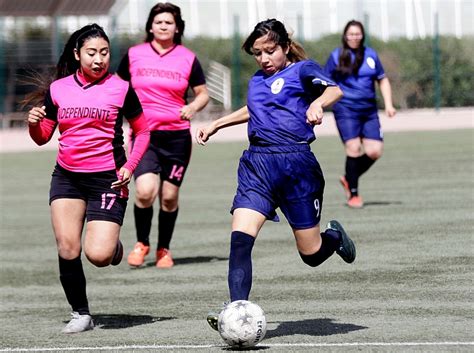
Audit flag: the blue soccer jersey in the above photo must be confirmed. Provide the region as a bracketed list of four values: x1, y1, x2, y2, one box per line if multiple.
[246, 60, 336, 146]
[325, 47, 385, 110]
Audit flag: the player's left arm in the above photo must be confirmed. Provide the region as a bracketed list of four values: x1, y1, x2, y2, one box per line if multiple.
[378, 77, 397, 118]
[181, 84, 210, 120]
[180, 57, 210, 120]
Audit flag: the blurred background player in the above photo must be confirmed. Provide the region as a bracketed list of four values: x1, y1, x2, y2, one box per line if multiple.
[325, 20, 396, 208]
[117, 2, 209, 268]
[196, 19, 356, 330]
[25, 24, 150, 333]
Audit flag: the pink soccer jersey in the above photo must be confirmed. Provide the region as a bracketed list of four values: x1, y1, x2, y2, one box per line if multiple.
[42, 72, 143, 173]
[117, 43, 206, 131]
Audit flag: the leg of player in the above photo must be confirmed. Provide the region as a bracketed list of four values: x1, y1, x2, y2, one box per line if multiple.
[361, 138, 383, 171]
[207, 208, 265, 332]
[51, 199, 94, 334]
[128, 173, 158, 267]
[228, 208, 265, 301]
[83, 221, 122, 267]
[156, 180, 180, 268]
[343, 138, 364, 208]
[295, 221, 356, 266]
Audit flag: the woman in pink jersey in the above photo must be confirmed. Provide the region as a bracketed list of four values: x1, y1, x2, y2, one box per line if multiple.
[25, 24, 150, 333]
[117, 2, 209, 268]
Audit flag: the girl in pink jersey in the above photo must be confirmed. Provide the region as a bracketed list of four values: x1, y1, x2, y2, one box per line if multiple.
[25, 24, 150, 333]
[117, 2, 209, 268]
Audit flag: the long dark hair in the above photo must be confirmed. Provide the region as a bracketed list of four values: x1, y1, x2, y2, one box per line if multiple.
[22, 23, 109, 108]
[145, 2, 185, 44]
[242, 18, 307, 63]
[336, 20, 366, 76]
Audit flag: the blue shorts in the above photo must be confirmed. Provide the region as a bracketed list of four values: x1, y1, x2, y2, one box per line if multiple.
[333, 104, 383, 142]
[132, 129, 192, 187]
[49, 164, 128, 225]
[232, 144, 325, 229]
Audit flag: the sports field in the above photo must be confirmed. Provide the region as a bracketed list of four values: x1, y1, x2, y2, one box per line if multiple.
[0, 128, 473, 352]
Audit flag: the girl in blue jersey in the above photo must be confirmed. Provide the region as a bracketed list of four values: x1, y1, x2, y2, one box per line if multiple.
[196, 19, 356, 331]
[325, 20, 396, 208]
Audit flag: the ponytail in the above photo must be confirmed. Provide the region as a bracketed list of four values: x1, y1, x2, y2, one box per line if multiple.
[287, 40, 307, 62]
[21, 24, 109, 108]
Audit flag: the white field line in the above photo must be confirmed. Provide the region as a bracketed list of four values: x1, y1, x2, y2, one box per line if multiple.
[1, 341, 474, 352]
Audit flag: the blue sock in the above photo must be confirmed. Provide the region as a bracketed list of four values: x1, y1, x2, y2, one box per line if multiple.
[228, 231, 255, 302]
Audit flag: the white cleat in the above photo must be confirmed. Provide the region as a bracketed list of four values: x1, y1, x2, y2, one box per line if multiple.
[62, 312, 94, 334]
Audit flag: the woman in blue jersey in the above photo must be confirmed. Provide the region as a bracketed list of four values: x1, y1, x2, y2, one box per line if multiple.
[196, 19, 356, 330]
[325, 20, 396, 208]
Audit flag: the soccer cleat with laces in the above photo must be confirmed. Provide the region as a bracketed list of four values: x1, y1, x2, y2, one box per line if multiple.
[127, 242, 150, 267]
[111, 240, 123, 266]
[326, 220, 356, 263]
[347, 195, 364, 209]
[156, 248, 174, 268]
[339, 175, 351, 200]
[62, 312, 94, 334]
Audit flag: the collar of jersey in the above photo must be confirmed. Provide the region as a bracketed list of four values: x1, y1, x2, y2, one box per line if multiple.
[149, 42, 178, 57]
[74, 70, 110, 89]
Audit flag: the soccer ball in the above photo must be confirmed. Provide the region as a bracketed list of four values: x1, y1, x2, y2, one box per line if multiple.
[218, 300, 267, 348]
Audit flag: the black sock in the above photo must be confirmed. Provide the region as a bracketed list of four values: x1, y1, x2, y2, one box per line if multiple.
[299, 229, 340, 267]
[58, 256, 89, 315]
[134, 204, 153, 246]
[228, 231, 255, 302]
[345, 156, 359, 197]
[357, 154, 376, 177]
[158, 208, 178, 250]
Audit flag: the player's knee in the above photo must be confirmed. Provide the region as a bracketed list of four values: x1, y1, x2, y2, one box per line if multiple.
[366, 150, 382, 160]
[160, 193, 177, 210]
[135, 188, 156, 206]
[85, 251, 110, 268]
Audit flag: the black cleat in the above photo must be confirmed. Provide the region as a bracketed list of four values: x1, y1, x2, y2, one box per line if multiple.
[206, 312, 218, 331]
[327, 220, 356, 263]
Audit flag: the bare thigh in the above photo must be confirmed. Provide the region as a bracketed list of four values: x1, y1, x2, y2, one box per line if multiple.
[51, 199, 86, 259]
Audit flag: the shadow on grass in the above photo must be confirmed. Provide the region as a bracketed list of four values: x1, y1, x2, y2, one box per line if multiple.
[361, 200, 403, 207]
[91, 314, 174, 329]
[137, 256, 228, 268]
[265, 318, 367, 338]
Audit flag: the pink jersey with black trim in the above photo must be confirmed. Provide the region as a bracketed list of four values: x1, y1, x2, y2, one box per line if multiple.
[122, 43, 203, 131]
[45, 73, 143, 172]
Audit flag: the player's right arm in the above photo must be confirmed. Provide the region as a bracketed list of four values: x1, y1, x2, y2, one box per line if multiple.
[195, 105, 249, 145]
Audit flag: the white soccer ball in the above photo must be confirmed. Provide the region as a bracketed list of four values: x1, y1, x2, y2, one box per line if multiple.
[218, 300, 267, 348]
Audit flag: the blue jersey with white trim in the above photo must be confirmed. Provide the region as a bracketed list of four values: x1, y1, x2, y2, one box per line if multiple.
[325, 47, 385, 110]
[247, 60, 336, 146]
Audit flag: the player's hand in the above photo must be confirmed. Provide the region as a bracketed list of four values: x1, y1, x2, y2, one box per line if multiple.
[196, 124, 217, 145]
[28, 106, 46, 126]
[385, 105, 397, 118]
[306, 102, 324, 125]
[180, 104, 197, 120]
[111, 167, 132, 190]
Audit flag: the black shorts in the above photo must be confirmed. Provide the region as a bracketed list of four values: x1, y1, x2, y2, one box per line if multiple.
[132, 129, 192, 187]
[49, 164, 128, 225]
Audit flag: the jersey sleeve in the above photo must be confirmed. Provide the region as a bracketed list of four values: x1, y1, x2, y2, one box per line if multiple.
[324, 51, 338, 79]
[300, 60, 337, 99]
[116, 53, 131, 81]
[29, 89, 58, 146]
[188, 57, 206, 88]
[121, 84, 143, 120]
[373, 51, 386, 80]
[44, 89, 58, 121]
